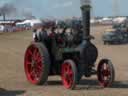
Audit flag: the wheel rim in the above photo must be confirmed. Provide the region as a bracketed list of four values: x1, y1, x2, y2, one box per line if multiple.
[24, 44, 44, 84]
[61, 62, 74, 89]
[98, 62, 111, 87]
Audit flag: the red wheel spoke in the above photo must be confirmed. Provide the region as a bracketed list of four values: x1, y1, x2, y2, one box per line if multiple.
[29, 65, 33, 71]
[36, 52, 40, 59]
[63, 65, 68, 72]
[69, 70, 73, 77]
[35, 52, 39, 60]
[30, 70, 35, 79]
[36, 70, 41, 75]
[67, 64, 71, 73]
[36, 66, 42, 75]
[34, 69, 40, 78]
[34, 49, 37, 54]
[31, 68, 39, 80]
[30, 70, 34, 76]
[67, 79, 71, 85]
[33, 48, 38, 60]
[28, 49, 33, 56]
[34, 52, 42, 64]
[62, 64, 66, 70]
[26, 61, 31, 65]
[37, 64, 42, 70]
[68, 78, 73, 87]
[37, 56, 42, 63]
[69, 79, 73, 84]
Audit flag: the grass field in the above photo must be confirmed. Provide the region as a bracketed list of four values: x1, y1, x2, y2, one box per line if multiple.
[0, 26, 128, 96]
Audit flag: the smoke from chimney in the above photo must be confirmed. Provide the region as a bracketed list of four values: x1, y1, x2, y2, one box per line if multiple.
[0, 3, 17, 20]
[0, 1, 36, 19]
[0, 3, 17, 16]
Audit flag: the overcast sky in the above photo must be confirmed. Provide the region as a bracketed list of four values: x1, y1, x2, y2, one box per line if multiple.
[0, 0, 128, 19]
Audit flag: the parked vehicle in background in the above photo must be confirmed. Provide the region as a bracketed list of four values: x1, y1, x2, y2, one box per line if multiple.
[102, 29, 128, 45]
[113, 23, 128, 32]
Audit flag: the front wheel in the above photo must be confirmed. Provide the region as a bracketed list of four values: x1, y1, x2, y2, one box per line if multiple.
[61, 60, 77, 90]
[97, 59, 115, 87]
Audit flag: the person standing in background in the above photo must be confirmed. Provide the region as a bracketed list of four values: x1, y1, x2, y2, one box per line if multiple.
[32, 29, 37, 41]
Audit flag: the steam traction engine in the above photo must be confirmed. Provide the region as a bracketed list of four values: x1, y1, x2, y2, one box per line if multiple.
[24, 0, 115, 89]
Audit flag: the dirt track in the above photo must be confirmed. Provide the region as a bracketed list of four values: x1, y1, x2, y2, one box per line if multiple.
[0, 26, 128, 96]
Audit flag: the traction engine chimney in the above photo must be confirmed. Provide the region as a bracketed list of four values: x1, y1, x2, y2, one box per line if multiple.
[80, 0, 91, 41]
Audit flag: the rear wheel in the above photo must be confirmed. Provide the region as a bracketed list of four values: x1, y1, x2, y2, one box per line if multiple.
[61, 60, 77, 89]
[24, 42, 50, 85]
[97, 59, 115, 87]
